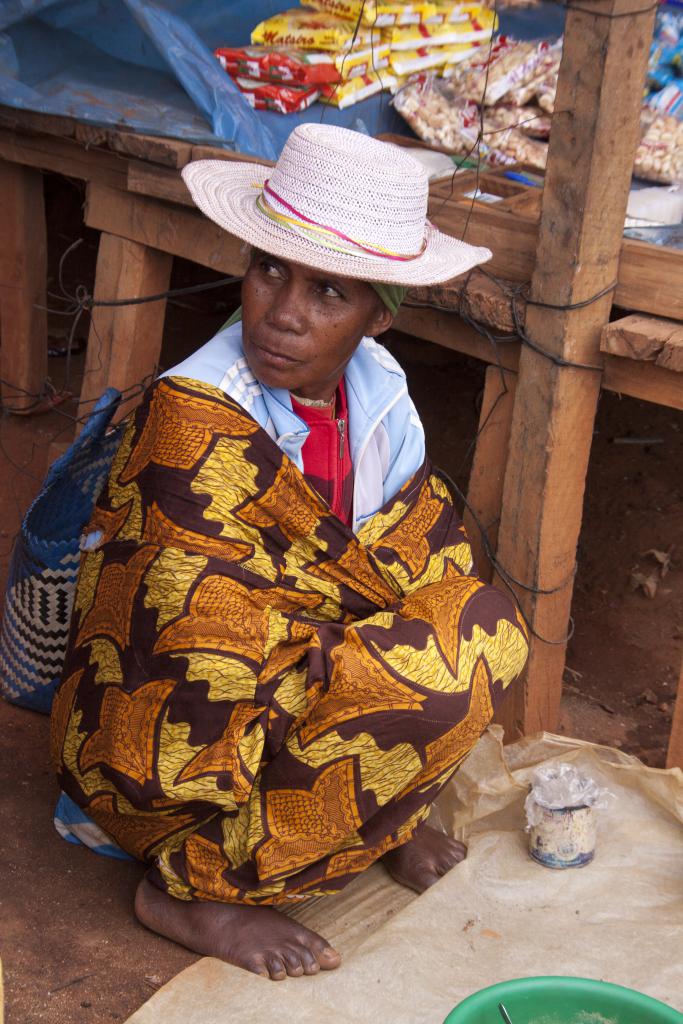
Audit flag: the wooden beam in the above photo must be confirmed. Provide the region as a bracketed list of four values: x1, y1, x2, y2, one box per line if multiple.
[125, 155, 683, 322]
[0, 105, 78, 141]
[407, 269, 523, 334]
[394, 305, 519, 370]
[127, 153, 273, 208]
[394, 305, 683, 412]
[666, 656, 683, 771]
[493, 0, 657, 740]
[190, 144, 273, 167]
[428, 197, 683, 322]
[464, 366, 517, 583]
[0, 160, 48, 412]
[127, 160, 194, 207]
[0, 128, 128, 189]
[85, 183, 248, 277]
[107, 132, 193, 169]
[601, 314, 683, 372]
[77, 233, 172, 424]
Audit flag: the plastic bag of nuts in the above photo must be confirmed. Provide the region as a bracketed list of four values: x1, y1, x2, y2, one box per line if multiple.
[634, 111, 683, 184]
[393, 76, 548, 167]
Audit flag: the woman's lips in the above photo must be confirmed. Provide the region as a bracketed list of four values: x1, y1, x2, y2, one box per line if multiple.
[250, 340, 301, 369]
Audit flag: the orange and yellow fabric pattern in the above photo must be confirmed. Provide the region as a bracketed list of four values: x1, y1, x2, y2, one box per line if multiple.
[51, 377, 528, 905]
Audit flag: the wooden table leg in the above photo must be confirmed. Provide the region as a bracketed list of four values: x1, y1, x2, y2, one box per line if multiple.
[0, 160, 47, 413]
[666, 657, 683, 771]
[492, 0, 657, 741]
[463, 365, 517, 583]
[77, 232, 172, 425]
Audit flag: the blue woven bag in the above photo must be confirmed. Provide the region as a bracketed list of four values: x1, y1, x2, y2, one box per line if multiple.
[0, 388, 123, 713]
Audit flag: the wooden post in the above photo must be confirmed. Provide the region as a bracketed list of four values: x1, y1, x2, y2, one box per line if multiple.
[78, 233, 172, 424]
[0, 160, 48, 413]
[666, 657, 683, 771]
[492, 0, 658, 740]
[464, 366, 517, 582]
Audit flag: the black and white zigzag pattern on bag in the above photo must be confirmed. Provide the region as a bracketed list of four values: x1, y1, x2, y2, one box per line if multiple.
[0, 549, 81, 712]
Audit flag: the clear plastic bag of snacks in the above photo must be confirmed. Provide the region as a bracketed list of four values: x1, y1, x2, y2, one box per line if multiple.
[481, 102, 551, 139]
[215, 46, 340, 85]
[393, 77, 512, 163]
[481, 106, 549, 167]
[448, 36, 556, 106]
[394, 75, 548, 168]
[634, 110, 683, 184]
[252, 9, 372, 50]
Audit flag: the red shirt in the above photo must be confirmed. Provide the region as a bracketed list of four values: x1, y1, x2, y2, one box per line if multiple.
[290, 379, 353, 526]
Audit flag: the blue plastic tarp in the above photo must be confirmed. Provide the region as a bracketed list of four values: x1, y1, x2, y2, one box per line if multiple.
[0, 0, 566, 160]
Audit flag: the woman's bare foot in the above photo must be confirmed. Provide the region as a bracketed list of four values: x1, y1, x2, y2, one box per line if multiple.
[382, 823, 467, 893]
[135, 875, 341, 981]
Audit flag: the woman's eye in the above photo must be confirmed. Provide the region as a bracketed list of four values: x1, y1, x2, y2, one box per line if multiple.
[260, 259, 282, 277]
[319, 282, 342, 298]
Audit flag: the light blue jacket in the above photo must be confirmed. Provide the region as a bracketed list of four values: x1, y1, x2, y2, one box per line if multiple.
[161, 321, 426, 531]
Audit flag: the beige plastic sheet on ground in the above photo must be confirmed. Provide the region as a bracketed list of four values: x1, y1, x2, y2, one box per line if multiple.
[127, 730, 683, 1024]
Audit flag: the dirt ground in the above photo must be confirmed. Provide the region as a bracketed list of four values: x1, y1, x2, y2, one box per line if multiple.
[0, 177, 681, 1022]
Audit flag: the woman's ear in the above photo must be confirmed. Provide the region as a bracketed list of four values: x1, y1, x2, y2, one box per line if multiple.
[366, 303, 394, 338]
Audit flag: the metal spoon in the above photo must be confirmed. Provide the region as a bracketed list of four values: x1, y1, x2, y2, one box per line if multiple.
[498, 1003, 514, 1024]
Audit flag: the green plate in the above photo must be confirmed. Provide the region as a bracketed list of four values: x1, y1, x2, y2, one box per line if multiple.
[443, 976, 683, 1024]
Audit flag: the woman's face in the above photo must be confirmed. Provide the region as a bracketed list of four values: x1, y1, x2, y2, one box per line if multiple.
[241, 250, 393, 401]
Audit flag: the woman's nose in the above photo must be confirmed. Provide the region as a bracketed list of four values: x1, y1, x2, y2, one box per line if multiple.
[266, 285, 306, 334]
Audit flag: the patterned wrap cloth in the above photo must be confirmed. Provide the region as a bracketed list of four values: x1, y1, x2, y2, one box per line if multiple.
[51, 376, 529, 906]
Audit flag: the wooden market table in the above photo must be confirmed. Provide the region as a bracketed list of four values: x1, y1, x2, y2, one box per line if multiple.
[0, 0, 682, 770]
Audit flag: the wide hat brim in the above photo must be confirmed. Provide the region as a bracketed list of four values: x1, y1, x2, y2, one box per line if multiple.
[181, 159, 492, 287]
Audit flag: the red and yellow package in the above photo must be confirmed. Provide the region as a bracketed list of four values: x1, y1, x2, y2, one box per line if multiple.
[335, 40, 391, 78]
[385, 8, 496, 49]
[304, 0, 439, 27]
[431, 1, 487, 24]
[389, 40, 482, 75]
[251, 9, 373, 50]
[215, 46, 341, 85]
[232, 77, 321, 114]
[320, 69, 396, 107]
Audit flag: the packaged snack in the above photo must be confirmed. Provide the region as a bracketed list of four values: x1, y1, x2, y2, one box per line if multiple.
[390, 41, 481, 76]
[536, 72, 558, 113]
[432, 1, 490, 23]
[304, 0, 440, 27]
[252, 9, 372, 50]
[479, 102, 551, 139]
[393, 75, 548, 168]
[336, 40, 391, 78]
[634, 111, 683, 183]
[231, 76, 321, 113]
[448, 37, 555, 105]
[320, 69, 397, 107]
[215, 45, 341, 85]
[386, 9, 496, 50]
[504, 39, 562, 106]
[481, 106, 548, 167]
[648, 82, 683, 119]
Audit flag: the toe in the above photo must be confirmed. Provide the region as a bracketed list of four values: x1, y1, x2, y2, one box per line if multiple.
[306, 932, 342, 970]
[297, 946, 321, 975]
[264, 954, 287, 981]
[282, 949, 305, 977]
[318, 945, 342, 970]
[243, 955, 270, 979]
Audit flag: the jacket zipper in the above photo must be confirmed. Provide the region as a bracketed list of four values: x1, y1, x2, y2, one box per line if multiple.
[337, 417, 346, 461]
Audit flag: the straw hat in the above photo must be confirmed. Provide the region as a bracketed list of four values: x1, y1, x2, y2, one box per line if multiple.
[181, 124, 491, 287]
